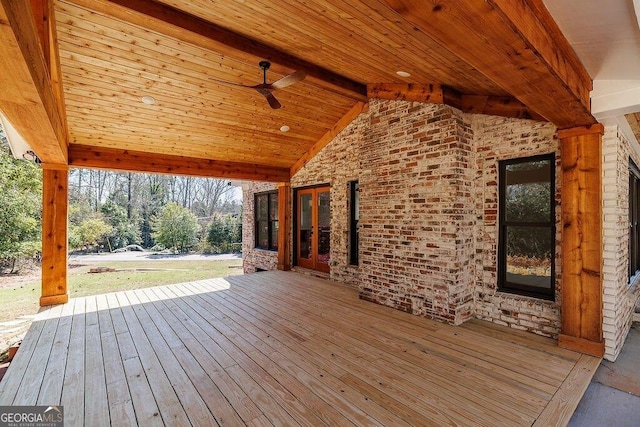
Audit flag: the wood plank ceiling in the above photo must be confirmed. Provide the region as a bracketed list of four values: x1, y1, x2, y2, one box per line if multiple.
[3, 0, 597, 179]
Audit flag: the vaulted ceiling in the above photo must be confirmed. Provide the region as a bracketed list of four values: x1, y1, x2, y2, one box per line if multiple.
[0, 0, 597, 181]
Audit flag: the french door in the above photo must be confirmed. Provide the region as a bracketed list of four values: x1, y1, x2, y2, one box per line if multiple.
[296, 186, 331, 273]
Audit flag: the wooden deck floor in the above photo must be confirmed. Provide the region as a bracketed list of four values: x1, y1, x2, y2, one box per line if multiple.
[0, 271, 600, 426]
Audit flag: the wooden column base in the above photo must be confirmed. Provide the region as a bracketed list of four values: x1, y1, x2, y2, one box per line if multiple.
[40, 293, 69, 306]
[558, 334, 605, 357]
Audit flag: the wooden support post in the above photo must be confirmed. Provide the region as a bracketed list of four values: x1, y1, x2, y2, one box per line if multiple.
[40, 165, 69, 306]
[558, 124, 604, 357]
[277, 182, 291, 271]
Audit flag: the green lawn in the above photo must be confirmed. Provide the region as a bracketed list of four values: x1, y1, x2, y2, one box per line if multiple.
[0, 259, 243, 324]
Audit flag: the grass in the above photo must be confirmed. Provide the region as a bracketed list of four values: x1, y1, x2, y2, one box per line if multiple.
[0, 259, 243, 324]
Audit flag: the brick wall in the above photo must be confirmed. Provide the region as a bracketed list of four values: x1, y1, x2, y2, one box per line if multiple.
[290, 110, 370, 286]
[602, 125, 640, 361]
[358, 101, 475, 324]
[472, 115, 561, 337]
[241, 99, 580, 338]
[242, 182, 278, 273]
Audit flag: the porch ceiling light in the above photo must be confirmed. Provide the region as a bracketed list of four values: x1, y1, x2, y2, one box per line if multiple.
[280, 125, 290, 132]
[141, 95, 156, 105]
[0, 113, 38, 162]
[396, 70, 411, 78]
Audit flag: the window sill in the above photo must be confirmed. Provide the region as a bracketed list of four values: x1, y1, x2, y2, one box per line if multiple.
[254, 247, 278, 253]
[496, 288, 555, 303]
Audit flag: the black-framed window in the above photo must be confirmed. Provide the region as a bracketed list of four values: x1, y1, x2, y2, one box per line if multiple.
[498, 154, 555, 300]
[629, 160, 640, 279]
[349, 181, 359, 265]
[255, 191, 278, 251]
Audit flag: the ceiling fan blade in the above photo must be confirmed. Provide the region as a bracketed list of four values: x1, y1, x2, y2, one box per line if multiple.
[270, 70, 306, 90]
[256, 88, 282, 109]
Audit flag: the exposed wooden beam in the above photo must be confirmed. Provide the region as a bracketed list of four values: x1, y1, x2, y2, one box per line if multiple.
[368, 83, 545, 121]
[0, 0, 67, 164]
[381, 0, 595, 128]
[68, 0, 367, 102]
[443, 89, 546, 121]
[290, 102, 368, 176]
[69, 144, 290, 182]
[367, 83, 444, 104]
[558, 124, 604, 357]
[41, 164, 69, 306]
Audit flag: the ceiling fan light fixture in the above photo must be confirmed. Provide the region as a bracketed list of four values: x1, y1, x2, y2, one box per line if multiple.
[280, 125, 290, 132]
[141, 95, 156, 105]
[396, 70, 411, 78]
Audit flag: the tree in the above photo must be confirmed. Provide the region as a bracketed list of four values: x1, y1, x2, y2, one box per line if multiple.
[74, 218, 112, 251]
[101, 200, 141, 249]
[206, 214, 242, 253]
[152, 203, 200, 252]
[0, 135, 42, 272]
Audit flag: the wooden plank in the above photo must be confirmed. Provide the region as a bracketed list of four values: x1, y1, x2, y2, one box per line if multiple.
[137, 287, 258, 425]
[277, 183, 291, 271]
[291, 102, 367, 175]
[122, 290, 220, 426]
[0, 309, 49, 404]
[199, 279, 525, 425]
[559, 125, 604, 356]
[163, 284, 333, 426]
[105, 293, 163, 427]
[95, 294, 137, 426]
[60, 297, 86, 426]
[1, 272, 600, 424]
[180, 282, 365, 427]
[144, 286, 264, 424]
[12, 304, 63, 405]
[83, 296, 110, 426]
[0, 0, 67, 164]
[367, 83, 444, 103]
[227, 275, 538, 425]
[533, 354, 601, 426]
[69, 144, 290, 182]
[115, 292, 192, 426]
[185, 280, 411, 427]
[67, 0, 367, 102]
[238, 273, 575, 385]
[37, 299, 76, 405]
[381, 0, 595, 128]
[40, 166, 69, 306]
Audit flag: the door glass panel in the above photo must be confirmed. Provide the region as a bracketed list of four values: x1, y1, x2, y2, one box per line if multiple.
[299, 193, 312, 260]
[317, 191, 330, 265]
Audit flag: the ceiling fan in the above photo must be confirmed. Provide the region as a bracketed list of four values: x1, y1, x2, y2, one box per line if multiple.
[212, 61, 306, 109]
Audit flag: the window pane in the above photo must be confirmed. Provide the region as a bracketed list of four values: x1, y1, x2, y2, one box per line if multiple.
[271, 220, 279, 250]
[318, 191, 331, 265]
[256, 194, 268, 221]
[354, 182, 359, 221]
[257, 221, 269, 249]
[506, 226, 553, 290]
[505, 160, 551, 223]
[269, 193, 278, 221]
